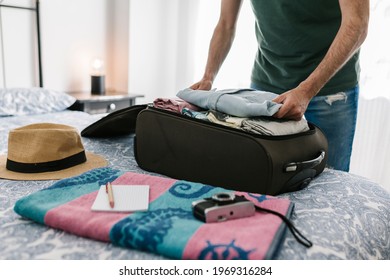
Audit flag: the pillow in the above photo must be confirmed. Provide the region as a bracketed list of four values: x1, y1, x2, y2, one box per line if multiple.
[0, 87, 76, 116]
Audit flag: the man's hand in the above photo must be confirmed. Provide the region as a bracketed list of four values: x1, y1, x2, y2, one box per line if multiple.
[272, 88, 312, 121]
[272, 0, 368, 122]
[190, 79, 213, 90]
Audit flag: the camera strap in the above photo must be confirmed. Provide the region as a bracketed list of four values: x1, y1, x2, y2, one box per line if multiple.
[254, 205, 313, 248]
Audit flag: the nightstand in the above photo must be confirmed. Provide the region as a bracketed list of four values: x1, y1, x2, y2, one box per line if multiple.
[67, 91, 144, 114]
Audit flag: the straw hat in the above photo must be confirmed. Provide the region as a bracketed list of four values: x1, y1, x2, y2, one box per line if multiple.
[0, 123, 108, 180]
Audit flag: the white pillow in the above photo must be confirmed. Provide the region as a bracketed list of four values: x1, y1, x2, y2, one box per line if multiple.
[0, 87, 76, 116]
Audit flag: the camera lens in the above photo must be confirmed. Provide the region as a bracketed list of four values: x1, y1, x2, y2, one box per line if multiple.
[212, 192, 235, 202]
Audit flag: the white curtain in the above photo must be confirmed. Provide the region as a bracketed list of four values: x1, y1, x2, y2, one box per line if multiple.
[349, 0, 390, 192]
[192, 0, 257, 89]
[128, 0, 199, 103]
[128, 0, 256, 103]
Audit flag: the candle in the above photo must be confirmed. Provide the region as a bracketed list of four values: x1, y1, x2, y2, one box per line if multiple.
[91, 58, 105, 95]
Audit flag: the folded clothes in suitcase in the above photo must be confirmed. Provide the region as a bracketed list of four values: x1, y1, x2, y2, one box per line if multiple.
[82, 104, 328, 195]
[134, 106, 328, 195]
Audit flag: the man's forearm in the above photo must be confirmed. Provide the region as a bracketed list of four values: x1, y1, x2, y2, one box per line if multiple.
[202, 24, 236, 83]
[201, 0, 243, 84]
[299, 0, 369, 97]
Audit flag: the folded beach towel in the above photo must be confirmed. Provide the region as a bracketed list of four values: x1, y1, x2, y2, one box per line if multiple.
[14, 167, 295, 260]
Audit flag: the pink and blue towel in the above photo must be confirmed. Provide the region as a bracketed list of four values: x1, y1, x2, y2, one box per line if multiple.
[14, 167, 293, 260]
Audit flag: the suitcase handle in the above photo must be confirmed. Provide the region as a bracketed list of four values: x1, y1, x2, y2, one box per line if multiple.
[284, 150, 325, 172]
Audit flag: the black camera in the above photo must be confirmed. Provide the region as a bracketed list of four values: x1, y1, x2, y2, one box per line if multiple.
[192, 192, 255, 223]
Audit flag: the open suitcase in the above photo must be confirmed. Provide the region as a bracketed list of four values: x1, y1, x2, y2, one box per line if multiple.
[133, 106, 328, 195]
[82, 104, 327, 195]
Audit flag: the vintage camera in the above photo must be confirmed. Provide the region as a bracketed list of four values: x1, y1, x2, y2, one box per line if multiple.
[192, 192, 256, 223]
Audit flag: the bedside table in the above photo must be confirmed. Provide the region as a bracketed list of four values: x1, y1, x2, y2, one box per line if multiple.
[67, 91, 144, 114]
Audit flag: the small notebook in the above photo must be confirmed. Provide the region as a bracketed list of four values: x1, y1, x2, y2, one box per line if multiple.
[91, 185, 149, 212]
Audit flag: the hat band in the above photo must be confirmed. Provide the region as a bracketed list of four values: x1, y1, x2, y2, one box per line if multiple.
[6, 151, 87, 174]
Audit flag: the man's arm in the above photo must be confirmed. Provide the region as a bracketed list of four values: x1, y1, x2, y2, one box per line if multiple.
[190, 0, 243, 90]
[273, 0, 369, 120]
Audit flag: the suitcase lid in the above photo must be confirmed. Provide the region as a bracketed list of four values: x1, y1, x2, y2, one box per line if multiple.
[81, 104, 147, 137]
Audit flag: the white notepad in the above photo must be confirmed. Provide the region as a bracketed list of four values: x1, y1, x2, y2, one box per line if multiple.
[91, 185, 149, 212]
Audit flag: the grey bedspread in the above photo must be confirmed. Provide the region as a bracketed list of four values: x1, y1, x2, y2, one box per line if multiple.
[0, 110, 389, 259]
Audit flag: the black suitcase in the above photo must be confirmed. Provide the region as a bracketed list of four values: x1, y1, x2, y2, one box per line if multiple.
[134, 106, 328, 195]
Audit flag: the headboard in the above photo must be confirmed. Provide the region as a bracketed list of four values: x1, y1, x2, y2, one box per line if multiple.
[0, 0, 42, 87]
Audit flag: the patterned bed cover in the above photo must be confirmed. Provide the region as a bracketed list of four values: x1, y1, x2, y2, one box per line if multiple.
[0, 110, 389, 259]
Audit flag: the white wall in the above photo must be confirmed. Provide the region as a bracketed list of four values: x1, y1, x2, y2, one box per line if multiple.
[40, 0, 107, 91]
[0, 0, 36, 87]
[0, 0, 129, 92]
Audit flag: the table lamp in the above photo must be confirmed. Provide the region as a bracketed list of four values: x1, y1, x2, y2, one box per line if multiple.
[91, 58, 105, 95]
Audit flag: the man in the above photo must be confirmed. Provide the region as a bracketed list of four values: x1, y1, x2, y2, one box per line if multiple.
[191, 0, 369, 172]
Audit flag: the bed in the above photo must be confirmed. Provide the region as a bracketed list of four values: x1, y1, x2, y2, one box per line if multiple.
[0, 88, 389, 260]
[0, 1, 389, 261]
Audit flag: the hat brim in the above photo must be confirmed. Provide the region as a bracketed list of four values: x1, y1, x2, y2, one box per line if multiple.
[0, 152, 107, 181]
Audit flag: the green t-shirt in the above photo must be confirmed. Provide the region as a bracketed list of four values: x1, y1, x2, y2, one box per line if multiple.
[250, 0, 360, 96]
